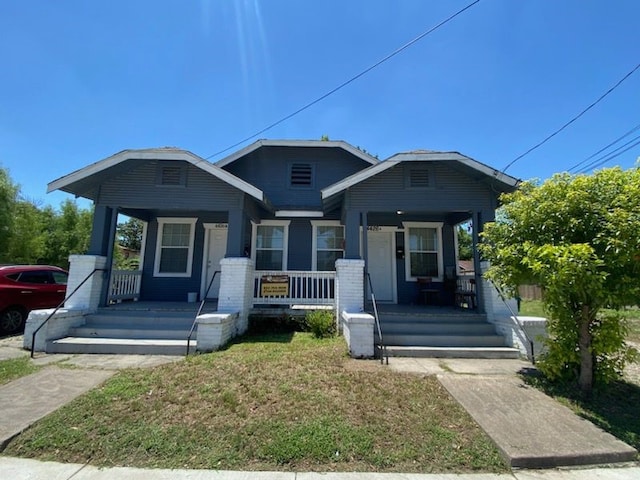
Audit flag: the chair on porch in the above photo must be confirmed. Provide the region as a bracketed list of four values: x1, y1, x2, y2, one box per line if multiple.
[417, 277, 440, 305]
[455, 278, 476, 309]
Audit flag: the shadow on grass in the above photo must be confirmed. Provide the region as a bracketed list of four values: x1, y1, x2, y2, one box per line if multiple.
[521, 372, 640, 452]
[230, 331, 296, 345]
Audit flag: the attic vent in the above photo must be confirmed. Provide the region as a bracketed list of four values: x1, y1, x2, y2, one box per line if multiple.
[290, 163, 314, 188]
[161, 166, 182, 185]
[409, 168, 430, 188]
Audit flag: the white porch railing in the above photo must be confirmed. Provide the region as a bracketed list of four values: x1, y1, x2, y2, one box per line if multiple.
[253, 270, 336, 306]
[108, 270, 142, 302]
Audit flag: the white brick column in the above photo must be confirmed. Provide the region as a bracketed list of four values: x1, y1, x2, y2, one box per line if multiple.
[65, 255, 108, 310]
[335, 259, 365, 314]
[217, 257, 254, 335]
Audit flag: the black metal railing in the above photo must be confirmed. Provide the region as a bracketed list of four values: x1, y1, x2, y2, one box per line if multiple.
[366, 273, 388, 365]
[30, 268, 108, 358]
[488, 278, 536, 364]
[186, 270, 220, 356]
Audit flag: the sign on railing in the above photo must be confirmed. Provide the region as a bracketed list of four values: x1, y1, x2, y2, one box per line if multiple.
[109, 270, 142, 302]
[253, 270, 336, 306]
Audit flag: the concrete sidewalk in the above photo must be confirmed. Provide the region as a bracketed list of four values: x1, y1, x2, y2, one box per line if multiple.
[387, 358, 638, 469]
[0, 457, 639, 480]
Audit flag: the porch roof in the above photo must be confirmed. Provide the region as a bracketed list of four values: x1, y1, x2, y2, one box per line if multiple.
[321, 150, 521, 202]
[47, 147, 267, 203]
[214, 139, 380, 168]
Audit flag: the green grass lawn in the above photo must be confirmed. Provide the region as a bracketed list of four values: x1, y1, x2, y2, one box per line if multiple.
[0, 356, 40, 386]
[4, 332, 507, 473]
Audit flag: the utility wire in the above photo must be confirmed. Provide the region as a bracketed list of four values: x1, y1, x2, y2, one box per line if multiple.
[577, 134, 640, 173]
[502, 62, 640, 173]
[567, 121, 640, 172]
[204, 0, 481, 160]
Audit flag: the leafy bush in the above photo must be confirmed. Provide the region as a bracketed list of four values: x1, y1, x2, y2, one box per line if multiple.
[305, 310, 336, 338]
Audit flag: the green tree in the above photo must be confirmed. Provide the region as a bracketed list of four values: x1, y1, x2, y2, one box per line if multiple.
[0, 167, 19, 262]
[41, 200, 92, 268]
[5, 199, 47, 264]
[480, 167, 640, 395]
[116, 217, 144, 251]
[457, 225, 473, 261]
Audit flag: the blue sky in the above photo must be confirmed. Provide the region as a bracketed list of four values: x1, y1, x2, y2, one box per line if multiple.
[1, 0, 638, 208]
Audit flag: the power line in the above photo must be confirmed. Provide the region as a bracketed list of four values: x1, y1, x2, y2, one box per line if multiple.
[567, 121, 640, 172]
[502, 62, 640, 173]
[577, 134, 640, 173]
[204, 0, 482, 160]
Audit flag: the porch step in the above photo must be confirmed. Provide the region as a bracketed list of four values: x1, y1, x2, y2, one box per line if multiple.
[381, 345, 520, 359]
[380, 322, 496, 335]
[69, 326, 194, 340]
[48, 337, 196, 355]
[381, 333, 508, 348]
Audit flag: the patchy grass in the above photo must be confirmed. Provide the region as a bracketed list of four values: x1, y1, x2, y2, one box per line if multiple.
[523, 374, 640, 453]
[0, 356, 40, 385]
[5, 333, 507, 473]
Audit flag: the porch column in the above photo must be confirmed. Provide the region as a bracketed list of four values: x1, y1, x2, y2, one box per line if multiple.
[343, 210, 361, 259]
[217, 257, 254, 335]
[88, 205, 115, 256]
[471, 211, 484, 313]
[65, 255, 109, 311]
[335, 259, 365, 314]
[226, 209, 247, 257]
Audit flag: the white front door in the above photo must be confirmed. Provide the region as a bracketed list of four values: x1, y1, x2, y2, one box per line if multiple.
[202, 224, 228, 299]
[367, 230, 396, 303]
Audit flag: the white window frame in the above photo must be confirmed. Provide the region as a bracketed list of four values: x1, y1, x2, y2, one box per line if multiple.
[251, 220, 290, 271]
[153, 217, 197, 277]
[403, 221, 444, 282]
[311, 220, 344, 271]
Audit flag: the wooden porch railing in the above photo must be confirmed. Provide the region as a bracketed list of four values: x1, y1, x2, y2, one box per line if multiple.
[253, 270, 336, 306]
[108, 270, 142, 302]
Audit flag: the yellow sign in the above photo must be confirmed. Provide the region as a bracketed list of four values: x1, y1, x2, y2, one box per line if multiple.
[260, 275, 289, 296]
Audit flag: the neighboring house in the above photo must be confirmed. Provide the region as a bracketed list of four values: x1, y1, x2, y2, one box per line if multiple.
[27, 140, 528, 358]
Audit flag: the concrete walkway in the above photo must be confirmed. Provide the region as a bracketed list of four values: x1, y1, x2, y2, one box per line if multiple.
[388, 358, 638, 469]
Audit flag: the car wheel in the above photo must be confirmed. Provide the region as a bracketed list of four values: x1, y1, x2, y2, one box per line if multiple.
[0, 307, 26, 335]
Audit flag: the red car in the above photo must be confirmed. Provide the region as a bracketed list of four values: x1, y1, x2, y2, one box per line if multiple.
[0, 265, 68, 335]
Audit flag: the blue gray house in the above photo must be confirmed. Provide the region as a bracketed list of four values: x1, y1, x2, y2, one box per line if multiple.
[25, 140, 531, 359]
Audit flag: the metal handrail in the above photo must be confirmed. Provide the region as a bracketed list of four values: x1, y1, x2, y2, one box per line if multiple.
[186, 270, 220, 356]
[488, 278, 536, 364]
[30, 268, 107, 358]
[366, 273, 388, 365]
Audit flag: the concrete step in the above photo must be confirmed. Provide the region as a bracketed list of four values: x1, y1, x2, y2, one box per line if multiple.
[381, 345, 521, 359]
[47, 337, 196, 355]
[377, 312, 487, 324]
[381, 333, 508, 347]
[380, 322, 496, 335]
[69, 326, 194, 340]
[86, 313, 195, 328]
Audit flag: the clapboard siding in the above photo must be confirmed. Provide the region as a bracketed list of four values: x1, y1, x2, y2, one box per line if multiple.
[222, 146, 371, 208]
[99, 161, 244, 210]
[347, 162, 497, 211]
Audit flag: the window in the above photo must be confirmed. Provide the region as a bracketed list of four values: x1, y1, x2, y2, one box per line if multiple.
[289, 163, 314, 188]
[19, 271, 52, 284]
[312, 221, 344, 270]
[403, 222, 443, 281]
[253, 221, 290, 270]
[154, 218, 197, 277]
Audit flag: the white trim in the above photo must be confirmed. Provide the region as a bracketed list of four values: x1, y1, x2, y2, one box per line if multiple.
[47, 148, 265, 201]
[310, 220, 344, 270]
[275, 210, 324, 218]
[214, 139, 379, 168]
[200, 223, 229, 299]
[153, 217, 197, 278]
[251, 220, 290, 271]
[402, 221, 444, 282]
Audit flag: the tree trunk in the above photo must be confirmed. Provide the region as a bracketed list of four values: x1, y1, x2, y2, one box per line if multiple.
[578, 305, 593, 395]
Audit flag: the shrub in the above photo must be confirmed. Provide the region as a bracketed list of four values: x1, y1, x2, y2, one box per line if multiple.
[305, 310, 335, 338]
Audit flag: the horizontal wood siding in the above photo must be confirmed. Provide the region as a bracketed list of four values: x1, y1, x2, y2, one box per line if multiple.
[348, 162, 497, 212]
[287, 219, 312, 270]
[222, 146, 371, 208]
[98, 161, 244, 210]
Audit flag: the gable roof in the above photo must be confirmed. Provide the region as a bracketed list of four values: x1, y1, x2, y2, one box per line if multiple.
[321, 150, 520, 200]
[214, 139, 380, 168]
[48, 147, 265, 202]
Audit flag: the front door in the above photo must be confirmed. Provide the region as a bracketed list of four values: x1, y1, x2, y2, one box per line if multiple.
[367, 229, 396, 303]
[202, 224, 228, 299]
